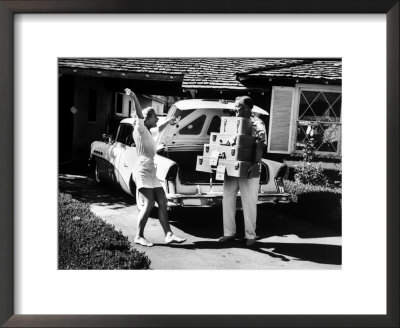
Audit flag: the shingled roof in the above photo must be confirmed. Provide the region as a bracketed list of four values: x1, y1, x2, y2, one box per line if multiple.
[59, 58, 341, 90]
[238, 60, 342, 81]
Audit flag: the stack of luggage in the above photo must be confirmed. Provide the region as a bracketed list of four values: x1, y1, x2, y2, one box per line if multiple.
[196, 116, 262, 180]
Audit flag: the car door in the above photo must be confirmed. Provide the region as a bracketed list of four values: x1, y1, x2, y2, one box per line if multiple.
[115, 124, 138, 195]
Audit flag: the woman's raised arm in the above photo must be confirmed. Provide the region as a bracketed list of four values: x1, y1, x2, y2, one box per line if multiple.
[124, 88, 143, 119]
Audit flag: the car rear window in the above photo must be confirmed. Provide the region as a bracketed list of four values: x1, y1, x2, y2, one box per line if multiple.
[207, 115, 221, 135]
[178, 115, 206, 135]
[172, 108, 196, 122]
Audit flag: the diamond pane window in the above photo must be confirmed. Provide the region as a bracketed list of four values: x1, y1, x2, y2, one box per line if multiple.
[296, 89, 341, 154]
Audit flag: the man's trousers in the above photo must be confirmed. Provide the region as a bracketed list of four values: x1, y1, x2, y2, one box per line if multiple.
[222, 174, 260, 240]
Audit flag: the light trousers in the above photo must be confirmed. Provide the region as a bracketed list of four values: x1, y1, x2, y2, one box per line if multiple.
[222, 175, 260, 239]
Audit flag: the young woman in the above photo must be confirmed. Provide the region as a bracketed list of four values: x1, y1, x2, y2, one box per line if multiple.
[125, 88, 186, 247]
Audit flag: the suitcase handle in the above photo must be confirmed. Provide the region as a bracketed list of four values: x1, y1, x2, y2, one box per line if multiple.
[219, 136, 237, 146]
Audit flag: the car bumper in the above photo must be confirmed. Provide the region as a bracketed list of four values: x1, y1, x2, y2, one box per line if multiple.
[166, 192, 290, 207]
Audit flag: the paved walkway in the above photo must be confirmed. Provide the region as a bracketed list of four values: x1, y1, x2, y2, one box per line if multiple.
[59, 172, 342, 270]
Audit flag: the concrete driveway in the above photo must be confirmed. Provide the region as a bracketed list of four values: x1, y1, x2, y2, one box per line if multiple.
[59, 166, 342, 270]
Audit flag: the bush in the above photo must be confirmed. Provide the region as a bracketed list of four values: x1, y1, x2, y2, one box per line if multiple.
[283, 180, 342, 230]
[284, 180, 341, 203]
[58, 193, 151, 269]
[294, 161, 329, 186]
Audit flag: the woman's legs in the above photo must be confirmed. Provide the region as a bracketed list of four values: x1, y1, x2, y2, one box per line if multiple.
[153, 187, 172, 234]
[135, 188, 155, 246]
[153, 187, 186, 244]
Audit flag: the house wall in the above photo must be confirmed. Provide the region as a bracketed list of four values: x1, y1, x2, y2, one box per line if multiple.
[137, 97, 165, 115]
[72, 76, 112, 160]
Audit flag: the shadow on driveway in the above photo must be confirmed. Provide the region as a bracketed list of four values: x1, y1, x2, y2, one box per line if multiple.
[149, 240, 341, 265]
[169, 204, 341, 240]
[192, 240, 342, 265]
[59, 173, 134, 208]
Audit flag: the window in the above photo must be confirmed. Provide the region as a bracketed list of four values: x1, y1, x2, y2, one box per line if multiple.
[128, 100, 132, 117]
[88, 89, 97, 122]
[207, 115, 221, 135]
[268, 85, 342, 156]
[116, 124, 134, 146]
[296, 89, 341, 154]
[179, 115, 206, 135]
[172, 108, 196, 122]
[114, 92, 134, 117]
[115, 93, 124, 115]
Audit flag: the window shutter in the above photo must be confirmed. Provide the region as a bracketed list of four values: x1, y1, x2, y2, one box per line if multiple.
[268, 86, 295, 154]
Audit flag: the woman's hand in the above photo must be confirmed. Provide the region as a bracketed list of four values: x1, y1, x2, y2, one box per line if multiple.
[167, 117, 178, 125]
[124, 88, 135, 97]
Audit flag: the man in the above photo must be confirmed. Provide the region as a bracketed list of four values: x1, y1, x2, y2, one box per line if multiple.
[219, 96, 267, 247]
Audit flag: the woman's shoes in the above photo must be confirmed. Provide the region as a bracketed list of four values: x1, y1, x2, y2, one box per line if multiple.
[134, 236, 154, 247]
[134, 234, 186, 246]
[165, 233, 186, 244]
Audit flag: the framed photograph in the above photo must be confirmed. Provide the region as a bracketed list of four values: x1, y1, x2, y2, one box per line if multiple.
[1, 1, 398, 327]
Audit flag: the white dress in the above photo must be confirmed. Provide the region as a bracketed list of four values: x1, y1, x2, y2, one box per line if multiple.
[132, 118, 162, 189]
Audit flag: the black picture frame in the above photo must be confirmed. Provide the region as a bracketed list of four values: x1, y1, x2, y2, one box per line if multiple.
[0, 1, 398, 327]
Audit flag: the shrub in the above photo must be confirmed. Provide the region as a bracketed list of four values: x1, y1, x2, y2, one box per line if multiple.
[58, 193, 151, 269]
[294, 132, 331, 187]
[294, 161, 329, 186]
[284, 180, 341, 203]
[283, 180, 342, 230]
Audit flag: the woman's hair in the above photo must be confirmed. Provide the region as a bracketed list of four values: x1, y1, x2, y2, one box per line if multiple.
[142, 107, 156, 120]
[132, 107, 156, 126]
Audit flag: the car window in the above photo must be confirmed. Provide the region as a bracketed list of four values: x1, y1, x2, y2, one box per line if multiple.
[207, 115, 221, 135]
[178, 115, 206, 135]
[116, 124, 135, 146]
[172, 108, 196, 122]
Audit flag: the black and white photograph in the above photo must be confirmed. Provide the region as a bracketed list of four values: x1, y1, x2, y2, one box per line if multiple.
[1, 2, 397, 325]
[58, 58, 342, 270]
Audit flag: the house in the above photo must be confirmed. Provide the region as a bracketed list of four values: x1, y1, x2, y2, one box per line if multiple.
[58, 58, 341, 173]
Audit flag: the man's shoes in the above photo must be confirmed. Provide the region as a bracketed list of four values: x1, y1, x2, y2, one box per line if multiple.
[134, 236, 154, 247]
[165, 234, 186, 244]
[218, 236, 235, 243]
[245, 239, 256, 247]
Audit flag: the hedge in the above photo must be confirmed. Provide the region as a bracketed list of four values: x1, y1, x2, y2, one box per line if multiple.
[59, 193, 151, 269]
[284, 180, 342, 203]
[283, 180, 342, 230]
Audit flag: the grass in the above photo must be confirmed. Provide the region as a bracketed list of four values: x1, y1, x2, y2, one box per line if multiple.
[58, 193, 151, 270]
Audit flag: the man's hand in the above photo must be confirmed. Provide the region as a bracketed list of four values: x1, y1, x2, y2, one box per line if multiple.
[247, 163, 257, 178]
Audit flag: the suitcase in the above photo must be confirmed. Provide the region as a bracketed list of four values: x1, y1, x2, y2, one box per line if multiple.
[203, 143, 254, 162]
[209, 132, 256, 148]
[218, 159, 261, 178]
[219, 117, 252, 135]
[195, 156, 212, 173]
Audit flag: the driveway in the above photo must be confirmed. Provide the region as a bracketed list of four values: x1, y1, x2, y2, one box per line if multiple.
[59, 165, 342, 270]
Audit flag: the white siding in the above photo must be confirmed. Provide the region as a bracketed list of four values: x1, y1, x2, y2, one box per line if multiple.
[268, 86, 295, 154]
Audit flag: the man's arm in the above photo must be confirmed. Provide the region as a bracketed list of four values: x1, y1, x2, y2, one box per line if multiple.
[253, 120, 267, 163]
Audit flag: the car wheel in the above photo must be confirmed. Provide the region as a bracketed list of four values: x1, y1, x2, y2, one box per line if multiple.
[94, 161, 102, 183]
